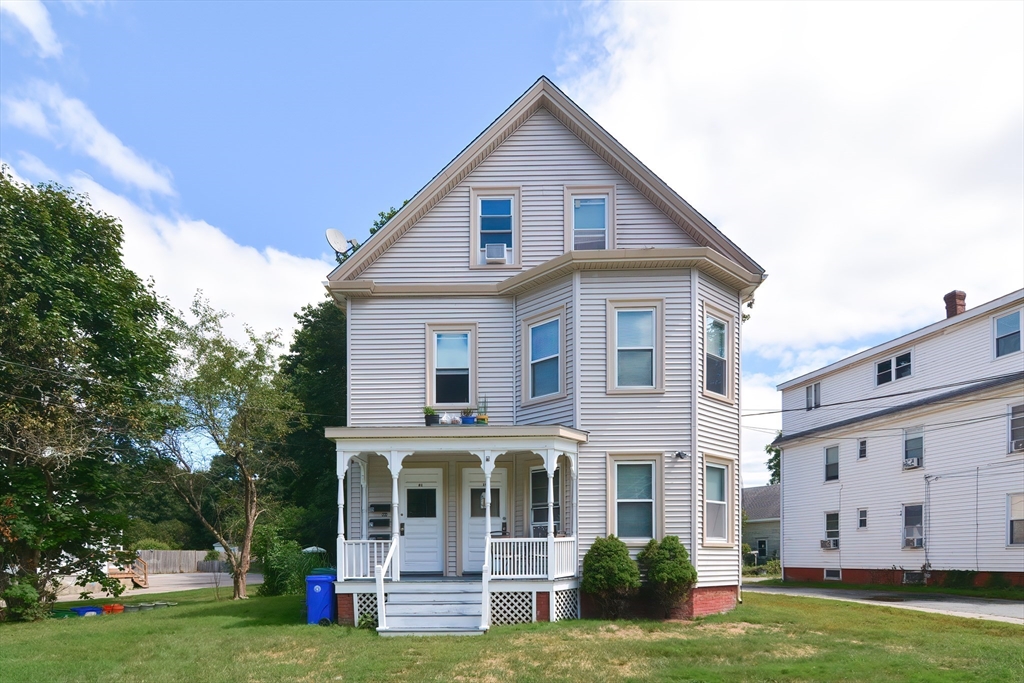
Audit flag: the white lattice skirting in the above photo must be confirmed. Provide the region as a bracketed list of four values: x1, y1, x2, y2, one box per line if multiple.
[490, 591, 533, 626]
[355, 593, 377, 626]
[553, 588, 579, 621]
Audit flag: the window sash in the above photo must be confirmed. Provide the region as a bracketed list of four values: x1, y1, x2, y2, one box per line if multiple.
[705, 463, 728, 541]
[529, 318, 560, 399]
[530, 469, 561, 527]
[996, 312, 1021, 357]
[858, 440, 867, 459]
[824, 446, 839, 481]
[877, 352, 912, 385]
[479, 197, 513, 249]
[904, 428, 924, 463]
[825, 512, 839, 539]
[615, 462, 654, 538]
[433, 331, 471, 405]
[1009, 494, 1024, 545]
[804, 383, 820, 410]
[572, 196, 607, 250]
[904, 504, 924, 544]
[706, 317, 728, 396]
[858, 509, 868, 528]
[1010, 405, 1024, 452]
[616, 309, 656, 388]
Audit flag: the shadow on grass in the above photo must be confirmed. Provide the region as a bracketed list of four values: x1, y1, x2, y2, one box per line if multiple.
[161, 595, 307, 628]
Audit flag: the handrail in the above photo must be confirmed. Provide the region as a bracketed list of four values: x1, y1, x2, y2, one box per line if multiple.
[375, 539, 397, 631]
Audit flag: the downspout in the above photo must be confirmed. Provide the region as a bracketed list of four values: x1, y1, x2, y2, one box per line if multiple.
[690, 270, 700, 576]
[736, 291, 743, 604]
[573, 271, 581, 430]
[346, 297, 352, 428]
[512, 294, 518, 426]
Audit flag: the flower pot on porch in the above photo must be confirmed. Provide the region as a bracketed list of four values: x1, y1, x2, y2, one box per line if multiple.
[461, 416, 476, 425]
[425, 414, 440, 426]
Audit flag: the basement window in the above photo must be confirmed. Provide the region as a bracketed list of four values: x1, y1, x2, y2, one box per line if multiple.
[824, 569, 841, 581]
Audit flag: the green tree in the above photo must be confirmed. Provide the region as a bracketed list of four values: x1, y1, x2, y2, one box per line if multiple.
[0, 169, 175, 619]
[157, 297, 306, 599]
[335, 200, 408, 265]
[766, 434, 781, 485]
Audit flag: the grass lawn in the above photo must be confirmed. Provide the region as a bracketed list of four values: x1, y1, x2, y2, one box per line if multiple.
[1, 588, 1021, 682]
[755, 579, 1024, 602]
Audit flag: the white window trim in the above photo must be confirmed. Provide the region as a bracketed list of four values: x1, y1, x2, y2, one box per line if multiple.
[528, 465, 562, 537]
[1008, 403, 1024, 455]
[857, 439, 868, 460]
[824, 445, 840, 482]
[469, 185, 522, 270]
[874, 349, 914, 387]
[605, 299, 665, 395]
[703, 303, 735, 404]
[703, 455, 735, 547]
[902, 503, 925, 549]
[805, 382, 821, 410]
[606, 453, 662, 545]
[993, 308, 1023, 360]
[521, 306, 567, 407]
[563, 185, 616, 252]
[1008, 493, 1024, 547]
[857, 508, 868, 530]
[903, 426, 924, 469]
[824, 511, 840, 542]
[425, 322, 477, 410]
[824, 568, 842, 581]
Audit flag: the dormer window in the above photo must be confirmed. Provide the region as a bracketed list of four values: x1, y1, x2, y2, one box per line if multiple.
[573, 197, 607, 250]
[995, 311, 1021, 357]
[470, 187, 520, 268]
[876, 351, 912, 386]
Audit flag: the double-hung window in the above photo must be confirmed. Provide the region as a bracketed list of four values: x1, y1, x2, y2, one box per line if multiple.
[824, 512, 839, 547]
[428, 324, 475, 408]
[527, 316, 561, 401]
[903, 427, 924, 469]
[572, 197, 608, 250]
[706, 315, 728, 397]
[705, 462, 729, 542]
[607, 300, 663, 393]
[470, 187, 520, 267]
[858, 509, 868, 529]
[615, 462, 655, 539]
[1010, 405, 1024, 453]
[805, 382, 821, 410]
[1009, 494, 1024, 546]
[903, 504, 924, 548]
[824, 446, 839, 481]
[530, 467, 561, 537]
[995, 311, 1021, 357]
[876, 351, 912, 385]
[858, 439, 868, 459]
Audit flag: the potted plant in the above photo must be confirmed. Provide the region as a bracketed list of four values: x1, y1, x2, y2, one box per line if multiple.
[477, 397, 488, 425]
[424, 406, 439, 426]
[460, 407, 476, 425]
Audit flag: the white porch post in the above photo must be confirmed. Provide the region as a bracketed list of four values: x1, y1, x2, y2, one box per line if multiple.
[336, 449, 357, 583]
[387, 450, 407, 582]
[475, 450, 495, 630]
[544, 449, 557, 582]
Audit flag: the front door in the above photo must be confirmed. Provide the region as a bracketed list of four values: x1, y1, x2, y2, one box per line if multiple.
[461, 467, 507, 574]
[398, 468, 444, 574]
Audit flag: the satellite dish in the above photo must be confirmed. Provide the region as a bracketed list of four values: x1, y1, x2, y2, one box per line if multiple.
[325, 229, 348, 254]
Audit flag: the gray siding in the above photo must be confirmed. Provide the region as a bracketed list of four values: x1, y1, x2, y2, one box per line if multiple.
[742, 521, 780, 562]
[516, 275, 575, 427]
[360, 109, 697, 283]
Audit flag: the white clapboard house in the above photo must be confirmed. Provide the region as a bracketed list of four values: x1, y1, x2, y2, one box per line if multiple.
[776, 289, 1024, 587]
[323, 77, 766, 635]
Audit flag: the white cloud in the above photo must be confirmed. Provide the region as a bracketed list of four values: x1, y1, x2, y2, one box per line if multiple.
[3, 82, 175, 195]
[14, 150, 57, 180]
[0, 0, 62, 58]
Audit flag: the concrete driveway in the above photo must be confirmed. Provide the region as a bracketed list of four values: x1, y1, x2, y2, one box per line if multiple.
[743, 584, 1024, 625]
[57, 573, 263, 602]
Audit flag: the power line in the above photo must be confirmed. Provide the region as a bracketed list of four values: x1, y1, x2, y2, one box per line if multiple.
[742, 411, 1011, 442]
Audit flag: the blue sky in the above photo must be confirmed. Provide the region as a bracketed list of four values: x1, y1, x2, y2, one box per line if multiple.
[2, 2, 1022, 485]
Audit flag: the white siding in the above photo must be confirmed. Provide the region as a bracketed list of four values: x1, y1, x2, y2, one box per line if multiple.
[576, 270, 694, 563]
[782, 298, 1024, 436]
[516, 275, 574, 427]
[695, 274, 742, 586]
[360, 109, 697, 283]
[781, 387, 1024, 574]
[348, 297, 514, 426]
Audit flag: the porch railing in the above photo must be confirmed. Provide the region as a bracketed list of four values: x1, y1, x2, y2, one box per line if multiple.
[342, 540, 392, 579]
[552, 537, 576, 578]
[375, 539, 397, 631]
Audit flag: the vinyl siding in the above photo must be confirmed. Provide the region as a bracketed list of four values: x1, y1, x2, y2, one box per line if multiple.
[696, 273, 742, 586]
[742, 521, 781, 562]
[781, 386, 1024, 573]
[348, 297, 514, 426]
[782, 299, 1024, 436]
[576, 270, 694, 563]
[360, 109, 697, 283]
[516, 275, 574, 427]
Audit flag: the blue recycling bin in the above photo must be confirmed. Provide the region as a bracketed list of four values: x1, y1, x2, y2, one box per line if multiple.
[306, 574, 336, 625]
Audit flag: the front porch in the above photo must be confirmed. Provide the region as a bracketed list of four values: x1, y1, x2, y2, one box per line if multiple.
[326, 425, 588, 635]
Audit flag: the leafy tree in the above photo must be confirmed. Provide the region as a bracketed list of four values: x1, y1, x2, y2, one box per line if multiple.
[581, 535, 641, 619]
[0, 169, 175, 619]
[157, 297, 306, 599]
[766, 434, 781, 485]
[637, 535, 697, 618]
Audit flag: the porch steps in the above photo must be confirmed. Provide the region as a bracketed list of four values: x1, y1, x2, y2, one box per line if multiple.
[378, 582, 485, 637]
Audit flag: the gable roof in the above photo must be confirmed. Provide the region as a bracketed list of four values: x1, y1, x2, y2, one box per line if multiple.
[328, 76, 765, 283]
[742, 484, 780, 521]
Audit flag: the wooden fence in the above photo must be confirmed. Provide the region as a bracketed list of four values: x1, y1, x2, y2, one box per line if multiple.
[136, 550, 219, 574]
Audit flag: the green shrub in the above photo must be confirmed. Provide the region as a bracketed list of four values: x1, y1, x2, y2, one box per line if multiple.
[203, 549, 222, 562]
[132, 538, 174, 551]
[255, 527, 332, 597]
[763, 559, 781, 576]
[0, 581, 48, 622]
[943, 570, 978, 589]
[637, 536, 697, 618]
[581, 535, 640, 619]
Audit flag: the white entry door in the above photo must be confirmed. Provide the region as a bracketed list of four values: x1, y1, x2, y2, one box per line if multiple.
[399, 468, 444, 574]
[461, 467, 507, 574]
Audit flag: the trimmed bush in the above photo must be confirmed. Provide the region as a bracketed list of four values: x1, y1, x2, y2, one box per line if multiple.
[637, 535, 697, 618]
[132, 538, 174, 551]
[581, 535, 640, 619]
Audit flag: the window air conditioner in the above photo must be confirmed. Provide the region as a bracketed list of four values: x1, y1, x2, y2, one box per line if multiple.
[905, 537, 924, 548]
[485, 243, 507, 264]
[1013, 439, 1024, 452]
[903, 457, 921, 469]
[820, 539, 839, 549]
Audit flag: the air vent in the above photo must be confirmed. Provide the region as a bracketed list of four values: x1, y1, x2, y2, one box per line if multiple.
[485, 243, 507, 264]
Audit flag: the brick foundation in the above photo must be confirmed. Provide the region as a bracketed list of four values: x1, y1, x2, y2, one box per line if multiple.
[580, 585, 739, 620]
[784, 566, 1024, 588]
[336, 593, 355, 626]
[536, 591, 551, 622]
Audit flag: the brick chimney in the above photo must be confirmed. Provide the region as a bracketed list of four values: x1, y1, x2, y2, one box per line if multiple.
[943, 290, 966, 318]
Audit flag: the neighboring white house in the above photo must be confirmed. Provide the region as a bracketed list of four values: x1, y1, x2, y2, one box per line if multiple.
[776, 289, 1024, 587]
[742, 484, 780, 565]
[322, 77, 766, 635]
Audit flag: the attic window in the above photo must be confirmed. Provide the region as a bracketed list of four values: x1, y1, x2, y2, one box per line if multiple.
[573, 197, 607, 250]
[470, 187, 520, 268]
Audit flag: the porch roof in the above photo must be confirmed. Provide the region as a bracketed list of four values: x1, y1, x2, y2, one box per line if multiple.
[325, 425, 588, 456]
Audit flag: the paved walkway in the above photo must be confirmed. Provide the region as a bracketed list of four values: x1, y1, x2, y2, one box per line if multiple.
[743, 584, 1024, 625]
[57, 573, 263, 602]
